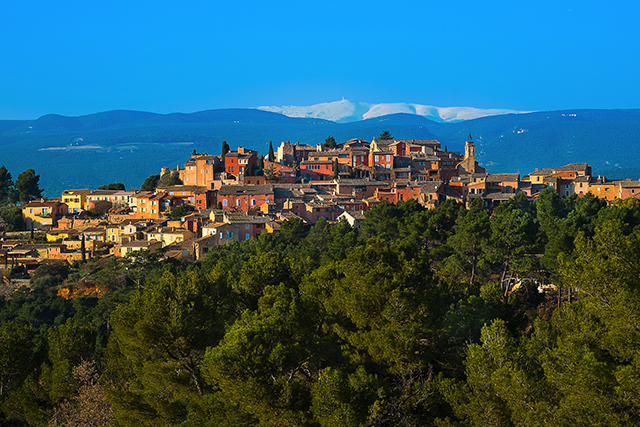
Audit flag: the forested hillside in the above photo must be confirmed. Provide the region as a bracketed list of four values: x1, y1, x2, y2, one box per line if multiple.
[2, 190, 640, 426]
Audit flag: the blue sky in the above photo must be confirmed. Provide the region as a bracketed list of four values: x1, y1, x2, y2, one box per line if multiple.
[1, 0, 638, 119]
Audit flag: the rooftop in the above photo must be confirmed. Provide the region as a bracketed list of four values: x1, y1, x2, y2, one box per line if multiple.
[218, 185, 274, 196]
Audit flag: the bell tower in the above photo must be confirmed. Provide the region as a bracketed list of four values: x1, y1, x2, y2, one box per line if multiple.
[457, 133, 485, 175]
[464, 133, 475, 161]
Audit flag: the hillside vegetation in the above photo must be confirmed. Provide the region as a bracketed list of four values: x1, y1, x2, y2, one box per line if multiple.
[2, 191, 640, 425]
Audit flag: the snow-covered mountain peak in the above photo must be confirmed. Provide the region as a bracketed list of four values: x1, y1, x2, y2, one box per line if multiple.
[257, 100, 529, 123]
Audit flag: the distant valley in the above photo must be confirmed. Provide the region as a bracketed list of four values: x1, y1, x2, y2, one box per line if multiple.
[0, 106, 639, 197]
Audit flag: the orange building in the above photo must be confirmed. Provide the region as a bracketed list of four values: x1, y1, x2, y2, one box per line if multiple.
[217, 185, 274, 212]
[589, 178, 618, 202]
[308, 150, 351, 167]
[23, 201, 69, 229]
[181, 154, 219, 187]
[530, 163, 592, 184]
[369, 151, 393, 171]
[225, 147, 258, 178]
[300, 160, 334, 181]
[161, 185, 216, 210]
[132, 192, 169, 219]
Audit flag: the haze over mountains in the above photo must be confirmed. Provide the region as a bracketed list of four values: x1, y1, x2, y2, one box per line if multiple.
[0, 104, 639, 197]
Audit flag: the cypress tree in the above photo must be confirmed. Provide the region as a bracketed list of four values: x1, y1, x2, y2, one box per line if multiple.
[81, 233, 86, 262]
[268, 141, 275, 162]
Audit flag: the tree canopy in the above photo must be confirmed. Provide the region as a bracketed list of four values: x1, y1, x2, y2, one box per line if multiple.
[0, 194, 639, 425]
[323, 135, 337, 150]
[14, 169, 43, 204]
[157, 170, 183, 187]
[97, 182, 125, 191]
[170, 204, 195, 220]
[140, 174, 160, 192]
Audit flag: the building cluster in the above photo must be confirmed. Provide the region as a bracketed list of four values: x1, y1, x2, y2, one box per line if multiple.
[2, 136, 639, 271]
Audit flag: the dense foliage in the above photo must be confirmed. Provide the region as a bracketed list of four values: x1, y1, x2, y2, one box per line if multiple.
[0, 165, 45, 232]
[141, 174, 160, 192]
[0, 165, 43, 207]
[97, 183, 126, 191]
[2, 190, 640, 425]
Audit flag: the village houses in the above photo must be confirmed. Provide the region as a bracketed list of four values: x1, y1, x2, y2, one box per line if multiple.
[10, 133, 640, 271]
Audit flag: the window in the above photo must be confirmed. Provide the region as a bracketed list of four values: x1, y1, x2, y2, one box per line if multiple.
[245, 224, 250, 229]
[386, 155, 390, 162]
[251, 199, 256, 206]
[375, 155, 379, 162]
[245, 233, 250, 240]
[228, 232, 234, 238]
[223, 199, 228, 206]
[236, 199, 241, 206]
[220, 232, 223, 239]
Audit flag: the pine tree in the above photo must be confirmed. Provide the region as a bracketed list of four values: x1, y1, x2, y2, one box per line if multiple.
[378, 130, 393, 140]
[0, 165, 15, 206]
[15, 169, 42, 203]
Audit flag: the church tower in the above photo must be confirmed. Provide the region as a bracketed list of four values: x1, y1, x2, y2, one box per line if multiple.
[457, 133, 485, 175]
[464, 133, 475, 161]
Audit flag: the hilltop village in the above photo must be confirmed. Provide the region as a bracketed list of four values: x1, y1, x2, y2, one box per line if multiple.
[4, 134, 640, 268]
[3, 134, 640, 426]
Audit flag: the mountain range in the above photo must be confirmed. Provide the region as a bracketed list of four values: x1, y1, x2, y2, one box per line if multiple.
[0, 104, 639, 197]
[257, 99, 527, 123]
